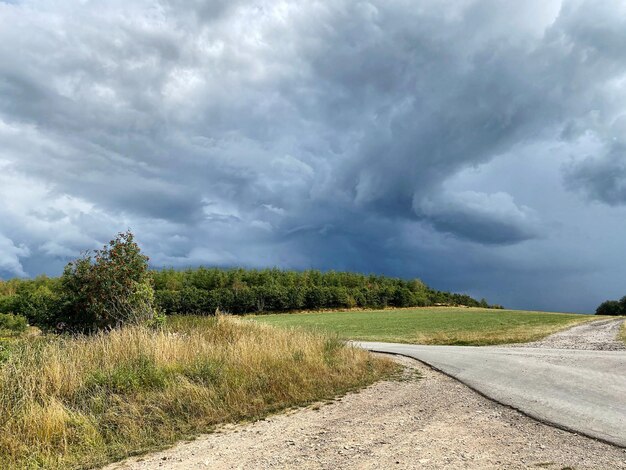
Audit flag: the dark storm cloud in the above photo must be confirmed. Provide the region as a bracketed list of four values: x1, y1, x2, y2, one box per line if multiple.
[2, 0, 626, 311]
[565, 142, 626, 206]
[414, 191, 539, 245]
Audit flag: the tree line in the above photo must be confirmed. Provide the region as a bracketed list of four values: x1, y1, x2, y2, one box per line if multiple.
[0, 233, 502, 331]
[151, 267, 501, 315]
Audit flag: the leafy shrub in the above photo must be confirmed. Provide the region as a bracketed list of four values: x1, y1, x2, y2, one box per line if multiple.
[0, 295, 19, 315]
[58, 231, 158, 332]
[155, 289, 182, 314]
[0, 313, 28, 334]
[12, 286, 60, 327]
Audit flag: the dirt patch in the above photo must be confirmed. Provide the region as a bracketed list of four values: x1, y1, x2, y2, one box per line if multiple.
[514, 318, 626, 351]
[104, 355, 626, 470]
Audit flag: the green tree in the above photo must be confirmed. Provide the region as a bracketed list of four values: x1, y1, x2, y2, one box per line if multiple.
[595, 300, 623, 316]
[59, 231, 158, 331]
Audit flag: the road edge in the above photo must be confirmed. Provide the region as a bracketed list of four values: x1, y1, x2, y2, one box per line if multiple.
[362, 347, 626, 450]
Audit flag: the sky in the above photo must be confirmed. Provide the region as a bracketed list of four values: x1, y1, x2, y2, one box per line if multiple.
[1, 0, 626, 313]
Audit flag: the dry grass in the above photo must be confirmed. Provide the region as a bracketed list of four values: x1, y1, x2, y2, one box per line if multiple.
[0, 316, 395, 469]
[621, 320, 626, 344]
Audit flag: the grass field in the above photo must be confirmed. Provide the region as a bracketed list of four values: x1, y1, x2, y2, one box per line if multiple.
[0, 316, 395, 469]
[621, 321, 626, 344]
[250, 307, 598, 346]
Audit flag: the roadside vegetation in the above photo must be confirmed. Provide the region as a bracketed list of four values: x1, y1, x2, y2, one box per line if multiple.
[0, 312, 28, 338]
[621, 321, 626, 344]
[251, 308, 598, 346]
[0, 232, 395, 469]
[0, 316, 394, 469]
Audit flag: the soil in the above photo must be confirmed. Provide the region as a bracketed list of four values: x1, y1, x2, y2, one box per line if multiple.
[105, 353, 626, 470]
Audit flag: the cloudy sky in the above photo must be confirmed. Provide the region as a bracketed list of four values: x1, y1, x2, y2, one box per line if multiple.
[1, 0, 626, 312]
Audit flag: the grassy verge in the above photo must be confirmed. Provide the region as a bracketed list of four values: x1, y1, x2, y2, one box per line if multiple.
[621, 320, 626, 344]
[250, 307, 598, 346]
[0, 316, 395, 469]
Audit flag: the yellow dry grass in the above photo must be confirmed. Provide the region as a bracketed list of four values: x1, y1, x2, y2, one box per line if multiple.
[0, 315, 395, 469]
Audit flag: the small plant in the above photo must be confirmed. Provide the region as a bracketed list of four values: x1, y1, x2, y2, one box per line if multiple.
[59, 230, 157, 332]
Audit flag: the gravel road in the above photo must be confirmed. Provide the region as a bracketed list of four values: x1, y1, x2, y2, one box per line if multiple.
[358, 318, 626, 447]
[105, 355, 626, 470]
[104, 318, 626, 469]
[516, 317, 625, 350]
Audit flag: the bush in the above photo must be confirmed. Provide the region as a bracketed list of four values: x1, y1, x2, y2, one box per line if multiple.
[58, 231, 158, 332]
[0, 313, 27, 334]
[0, 295, 19, 315]
[596, 299, 624, 316]
[155, 289, 182, 314]
[12, 286, 60, 327]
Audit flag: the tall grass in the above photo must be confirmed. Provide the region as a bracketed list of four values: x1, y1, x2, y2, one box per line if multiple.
[0, 316, 394, 469]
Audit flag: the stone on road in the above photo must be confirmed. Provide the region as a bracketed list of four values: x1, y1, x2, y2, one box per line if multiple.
[357, 320, 626, 447]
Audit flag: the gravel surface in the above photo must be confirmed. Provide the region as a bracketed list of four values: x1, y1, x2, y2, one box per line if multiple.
[516, 318, 625, 350]
[105, 355, 626, 470]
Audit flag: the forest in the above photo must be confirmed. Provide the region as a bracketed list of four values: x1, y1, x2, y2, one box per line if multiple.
[0, 267, 500, 329]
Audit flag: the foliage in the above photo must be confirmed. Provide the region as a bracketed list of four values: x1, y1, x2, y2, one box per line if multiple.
[0, 313, 28, 334]
[0, 257, 499, 323]
[57, 231, 157, 331]
[148, 267, 497, 315]
[595, 297, 626, 316]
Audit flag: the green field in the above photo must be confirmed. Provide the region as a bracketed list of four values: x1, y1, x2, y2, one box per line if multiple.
[250, 307, 598, 346]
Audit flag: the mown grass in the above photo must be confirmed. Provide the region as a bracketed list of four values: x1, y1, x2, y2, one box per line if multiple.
[250, 307, 598, 345]
[0, 315, 395, 469]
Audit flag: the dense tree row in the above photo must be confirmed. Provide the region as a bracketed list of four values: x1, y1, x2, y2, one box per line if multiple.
[151, 267, 498, 314]
[0, 265, 500, 328]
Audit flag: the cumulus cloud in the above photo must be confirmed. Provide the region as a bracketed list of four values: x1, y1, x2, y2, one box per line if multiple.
[0, 233, 29, 277]
[2, 0, 626, 310]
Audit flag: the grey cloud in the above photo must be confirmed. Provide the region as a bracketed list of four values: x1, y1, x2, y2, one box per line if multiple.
[414, 191, 538, 245]
[2, 0, 626, 311]
[565, 143, 626, 205]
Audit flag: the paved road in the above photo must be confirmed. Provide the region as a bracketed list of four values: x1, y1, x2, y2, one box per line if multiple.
[357, 320, 626, 447]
